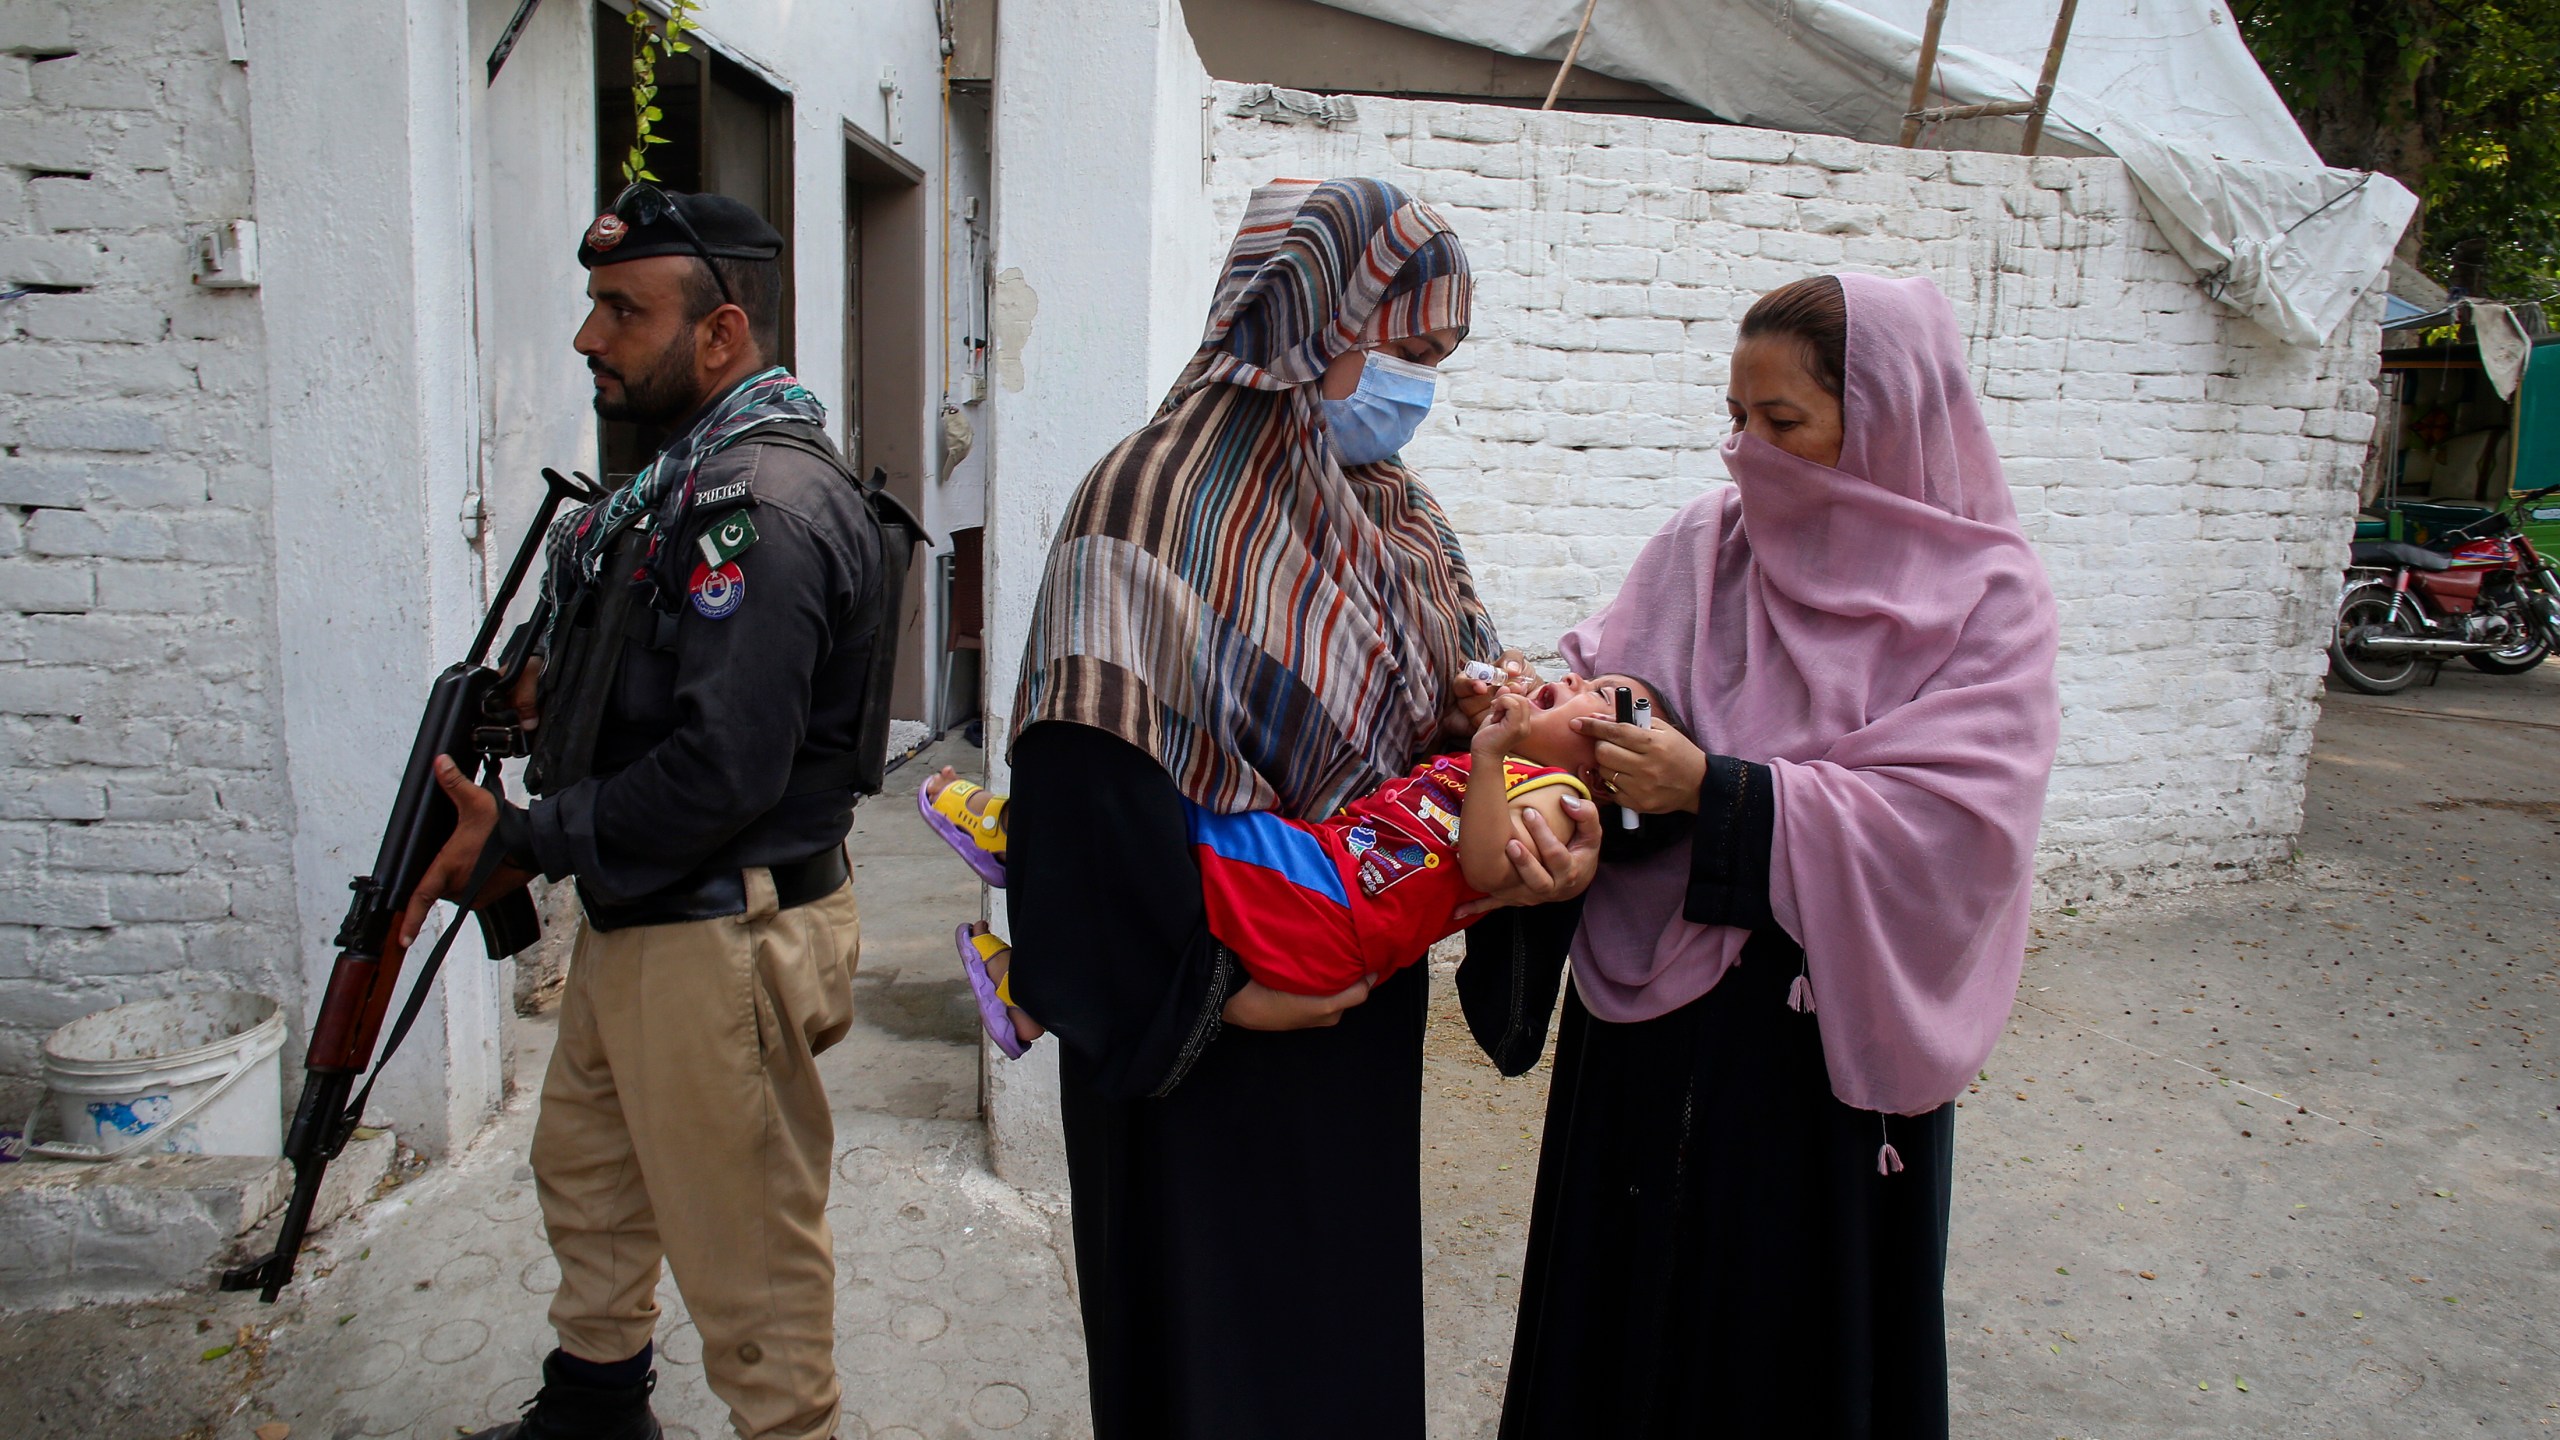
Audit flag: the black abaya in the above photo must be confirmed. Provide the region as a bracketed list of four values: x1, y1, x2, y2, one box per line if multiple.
[1466, 757, 1958, 1440]
[1008, 722, 1427, 1440]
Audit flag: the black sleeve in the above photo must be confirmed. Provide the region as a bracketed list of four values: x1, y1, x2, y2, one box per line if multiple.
[1456, 759, 1774, 1077]
[1453, 787, 1695, 1076]
[1686, 754, 1776, 931]
[492, 801, 538, 870]
[525, 497, 859, 903]
[1004, 722, 1247, 1100]
[1456, 896, 1583, 1077]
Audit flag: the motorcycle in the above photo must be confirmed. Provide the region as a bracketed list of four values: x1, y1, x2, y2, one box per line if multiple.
[2328, 483, 2560, 695]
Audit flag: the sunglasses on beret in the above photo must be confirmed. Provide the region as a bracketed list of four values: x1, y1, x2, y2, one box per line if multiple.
[610, 181, 735, 309]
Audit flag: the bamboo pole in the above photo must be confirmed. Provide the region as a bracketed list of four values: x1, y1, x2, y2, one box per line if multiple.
[1898, 0, 1952, 147]
[2019, 0, 2080, 155]
[1910, 99, 2039, 124]
[1541, 0, 1604, 112]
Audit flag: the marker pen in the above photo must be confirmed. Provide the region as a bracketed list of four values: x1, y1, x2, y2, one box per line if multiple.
[1615, 687, 1643, 830]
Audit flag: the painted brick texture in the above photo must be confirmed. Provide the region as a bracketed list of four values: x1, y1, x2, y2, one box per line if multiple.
[0, 3, 295, 1084]
[1207, 85, 2382, 897]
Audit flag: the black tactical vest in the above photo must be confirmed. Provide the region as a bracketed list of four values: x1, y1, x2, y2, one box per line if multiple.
[524, 426, 927, 802]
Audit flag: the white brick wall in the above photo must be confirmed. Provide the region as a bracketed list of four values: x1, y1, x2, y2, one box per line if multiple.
[0, 2, 295, 1084]
[1207, 85, 2383, 897]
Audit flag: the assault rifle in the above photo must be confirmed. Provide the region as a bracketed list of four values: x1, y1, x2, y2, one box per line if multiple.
[222, 467, 601, 1301]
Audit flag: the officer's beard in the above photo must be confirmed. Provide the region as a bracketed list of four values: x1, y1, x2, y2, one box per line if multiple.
[592, 327, 702, 426]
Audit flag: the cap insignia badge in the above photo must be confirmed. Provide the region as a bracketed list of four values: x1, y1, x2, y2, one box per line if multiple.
[586, 212, 629, 252]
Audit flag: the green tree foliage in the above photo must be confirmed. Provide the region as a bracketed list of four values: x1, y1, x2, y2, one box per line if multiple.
[622, 0, 702, 186]
[2238, 0, 2560, 295]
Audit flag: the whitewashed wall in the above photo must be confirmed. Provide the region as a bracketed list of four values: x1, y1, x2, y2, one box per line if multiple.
[1202, 86, 2384, 897]
[243, 0, 509, 1151]
[975, 58, 2384, 1187]
[0, 0, 966, 1153]
[981, 0, 1219, 1189]
[0, 1, 302, 1098]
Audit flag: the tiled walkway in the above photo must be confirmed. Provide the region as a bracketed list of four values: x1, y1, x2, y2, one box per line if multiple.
[247, 736, 1091, 1440]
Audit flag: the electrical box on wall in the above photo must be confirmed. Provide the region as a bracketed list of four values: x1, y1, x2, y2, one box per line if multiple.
[192, 220, 259, 289]
[947, 0, 994, 84]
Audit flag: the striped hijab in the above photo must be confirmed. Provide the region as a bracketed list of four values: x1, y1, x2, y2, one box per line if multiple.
[1011, 178, 1497, 821]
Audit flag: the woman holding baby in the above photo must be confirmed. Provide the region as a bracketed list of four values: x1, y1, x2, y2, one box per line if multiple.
[1464, 272, 2061, 1438]
[1002, 177, 1601, 1440]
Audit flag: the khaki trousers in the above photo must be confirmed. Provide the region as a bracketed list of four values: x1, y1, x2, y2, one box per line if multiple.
[533, 869, 858, 1440]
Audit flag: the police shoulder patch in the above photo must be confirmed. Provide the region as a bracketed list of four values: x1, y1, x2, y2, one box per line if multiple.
[689, 559, 745, 619]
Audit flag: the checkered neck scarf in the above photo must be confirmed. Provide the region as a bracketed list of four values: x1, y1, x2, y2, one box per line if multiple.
[543, 366, 826, 630]
[1011, 178, 1496, 820]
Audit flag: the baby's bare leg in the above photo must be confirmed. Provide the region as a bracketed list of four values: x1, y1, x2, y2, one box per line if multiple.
[966, 921, 1045, 1042]
[925, 767, 1010, 848]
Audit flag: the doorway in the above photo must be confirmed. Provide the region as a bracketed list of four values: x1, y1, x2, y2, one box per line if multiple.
[844, 125, 930, 722]
[590, 3, 794, 481]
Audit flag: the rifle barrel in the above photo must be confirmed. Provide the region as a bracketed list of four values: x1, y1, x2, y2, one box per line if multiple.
[464, 467, 595, 666]
[219, 1068, 354, 1297]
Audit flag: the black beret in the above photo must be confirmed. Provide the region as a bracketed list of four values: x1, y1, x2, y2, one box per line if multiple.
[578, 189, 783, 269]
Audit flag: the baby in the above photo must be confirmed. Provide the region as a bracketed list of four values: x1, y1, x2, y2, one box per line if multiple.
[921, 671, 1663, 1056]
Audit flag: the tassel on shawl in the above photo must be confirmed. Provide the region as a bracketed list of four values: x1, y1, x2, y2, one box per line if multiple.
[1876, 1115, 1904, 1176]
[1786, 967, 1815, 1014]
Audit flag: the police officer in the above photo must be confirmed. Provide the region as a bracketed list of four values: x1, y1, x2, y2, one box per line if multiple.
[395, 188, 916, 1440]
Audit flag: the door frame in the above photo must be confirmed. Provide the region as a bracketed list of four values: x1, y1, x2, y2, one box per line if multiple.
[844, 121, 931, 723]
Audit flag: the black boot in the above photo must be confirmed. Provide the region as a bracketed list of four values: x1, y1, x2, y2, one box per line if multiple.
[462, 1351, 664, 1440]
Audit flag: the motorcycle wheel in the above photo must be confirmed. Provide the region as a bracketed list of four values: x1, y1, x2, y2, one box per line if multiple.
[2329, 584, 2426, 694]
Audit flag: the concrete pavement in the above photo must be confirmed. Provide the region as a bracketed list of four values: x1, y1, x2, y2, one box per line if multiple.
[228, 737, 1085, 1440]
[1409, 662, 2560, 1438]
[5, 666, 2557, 1438]
[0, 738, 1086, 1440]
[1931, 663, 2559, 1438]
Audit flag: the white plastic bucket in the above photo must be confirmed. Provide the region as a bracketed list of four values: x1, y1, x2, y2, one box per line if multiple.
[33, 992, 285, 1160]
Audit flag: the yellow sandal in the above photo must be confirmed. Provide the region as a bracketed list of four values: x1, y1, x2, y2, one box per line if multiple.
[919, 779, 1009, 886]
[956, 923, 1027, 1058]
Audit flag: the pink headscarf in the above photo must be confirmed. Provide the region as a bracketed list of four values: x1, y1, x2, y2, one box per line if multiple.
[1559, 273, 2060, 1116]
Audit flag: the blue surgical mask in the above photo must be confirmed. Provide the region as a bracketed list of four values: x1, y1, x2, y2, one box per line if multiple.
[1321, 350, 1438, 467]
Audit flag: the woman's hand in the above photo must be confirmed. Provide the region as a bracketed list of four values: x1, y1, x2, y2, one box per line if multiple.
[508, 653, 544, 731]
[1576, 712, 1709, 815]
[1224, 976, 1374, 1030]
[1443, 648, 1540, 740]
[1452, 793, 1603, 919]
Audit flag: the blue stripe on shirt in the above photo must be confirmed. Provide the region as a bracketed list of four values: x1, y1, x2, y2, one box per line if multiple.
[1182, 800, 1351, 908]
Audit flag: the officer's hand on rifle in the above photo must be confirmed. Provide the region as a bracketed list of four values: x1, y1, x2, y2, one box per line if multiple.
[389, 756, 537, 966]
[510, 655, 543, 731]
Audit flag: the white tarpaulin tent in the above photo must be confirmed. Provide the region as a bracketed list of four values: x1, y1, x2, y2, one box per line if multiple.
[1315, 0, 2417, 345]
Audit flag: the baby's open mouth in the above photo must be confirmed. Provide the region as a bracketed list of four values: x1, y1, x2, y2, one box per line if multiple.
[1530, 682, 1562, 710]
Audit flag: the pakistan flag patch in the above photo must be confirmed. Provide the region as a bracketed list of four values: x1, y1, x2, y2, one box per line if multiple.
[696, 509, 760, 570]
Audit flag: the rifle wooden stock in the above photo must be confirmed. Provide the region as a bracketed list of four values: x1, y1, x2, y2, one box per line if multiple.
[302, 950, 390, 1072]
